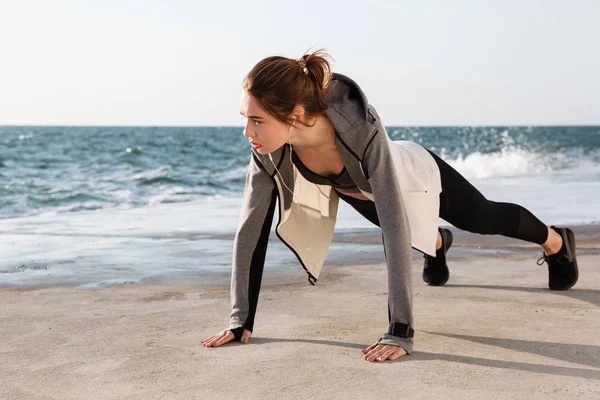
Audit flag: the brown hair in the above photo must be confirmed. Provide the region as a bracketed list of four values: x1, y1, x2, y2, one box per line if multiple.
[241, 48, 334, 128]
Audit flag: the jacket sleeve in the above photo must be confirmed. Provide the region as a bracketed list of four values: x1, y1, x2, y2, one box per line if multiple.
[362, 127, 415, 354]
[228, 152, 278, 340]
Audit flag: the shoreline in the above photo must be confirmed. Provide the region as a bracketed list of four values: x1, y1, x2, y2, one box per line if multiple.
[2, 223, 599, 291]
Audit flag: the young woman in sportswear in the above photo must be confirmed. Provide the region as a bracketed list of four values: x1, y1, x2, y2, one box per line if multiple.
[201, 49, 578, 362]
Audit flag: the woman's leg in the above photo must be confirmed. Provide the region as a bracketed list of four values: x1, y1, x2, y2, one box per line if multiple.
[337, 159, 562, 254]
[425, 149, 555, 247]
[424, 148, 578, 290]
[336, 156, 577, 290]
[335, 175, 559, 253]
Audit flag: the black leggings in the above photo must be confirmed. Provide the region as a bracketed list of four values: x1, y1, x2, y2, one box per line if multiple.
[337, 148, 549, 246]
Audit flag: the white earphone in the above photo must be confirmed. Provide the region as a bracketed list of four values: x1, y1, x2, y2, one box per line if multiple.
[289, 117, 296, 144]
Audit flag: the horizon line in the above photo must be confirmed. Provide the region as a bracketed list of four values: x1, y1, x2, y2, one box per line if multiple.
[2, 123, 600, 128]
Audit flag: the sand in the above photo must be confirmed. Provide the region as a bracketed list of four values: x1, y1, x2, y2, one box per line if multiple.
[1, 229, 599, 400]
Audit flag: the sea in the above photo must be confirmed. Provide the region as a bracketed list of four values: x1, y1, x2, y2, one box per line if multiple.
[1, 126, 599, 289]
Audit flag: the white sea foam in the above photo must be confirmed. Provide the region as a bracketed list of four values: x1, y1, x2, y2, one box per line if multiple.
[445, 148, 549, 179]
[443, 147, 599, 180]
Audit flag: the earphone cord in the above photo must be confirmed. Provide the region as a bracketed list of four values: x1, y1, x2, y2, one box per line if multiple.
[268, 120, 300, 204]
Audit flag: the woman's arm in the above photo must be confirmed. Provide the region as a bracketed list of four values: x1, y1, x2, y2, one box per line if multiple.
[362, 127, 415, 354]
[228, 152, 278, 340]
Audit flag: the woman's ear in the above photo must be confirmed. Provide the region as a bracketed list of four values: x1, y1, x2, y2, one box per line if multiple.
[291, 106, 306, 121]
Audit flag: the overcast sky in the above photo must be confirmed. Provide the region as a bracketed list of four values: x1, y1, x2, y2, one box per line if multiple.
[1, 0, 598, 126]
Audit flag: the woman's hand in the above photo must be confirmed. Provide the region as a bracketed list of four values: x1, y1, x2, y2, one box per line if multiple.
[201, 328, 252, 347]
[362, 342, 407, 362]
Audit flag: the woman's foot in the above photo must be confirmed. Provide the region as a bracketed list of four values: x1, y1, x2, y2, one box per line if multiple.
[537, 226, 578, 290]
[541, 226, 563, 256]
[423, 228, 453, 286]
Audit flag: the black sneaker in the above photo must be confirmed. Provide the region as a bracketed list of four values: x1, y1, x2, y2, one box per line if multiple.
[536, 226, 578, 290]
[423, 228, 453, 286]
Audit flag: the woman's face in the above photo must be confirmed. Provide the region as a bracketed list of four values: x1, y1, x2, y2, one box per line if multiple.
[239, 90, 291, 154]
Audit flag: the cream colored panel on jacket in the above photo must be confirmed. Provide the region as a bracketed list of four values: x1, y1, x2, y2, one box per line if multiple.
[273, 169, 339, 281]
[389, 139, 442, 256]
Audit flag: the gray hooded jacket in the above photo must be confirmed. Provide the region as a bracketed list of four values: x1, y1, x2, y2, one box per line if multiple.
[228, 73, 442, 353]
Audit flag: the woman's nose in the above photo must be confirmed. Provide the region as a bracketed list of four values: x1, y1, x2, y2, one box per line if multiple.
[242, 122, 255, 138]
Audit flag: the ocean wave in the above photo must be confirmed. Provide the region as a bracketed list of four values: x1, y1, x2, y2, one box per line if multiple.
[213, 165, 249, 184]
[131, 166, 187, 186]
[445, 148, 549, 179]
[26, 191, 106, 205]
[147, 186, 196, 206]
[444, 147, 600, 180]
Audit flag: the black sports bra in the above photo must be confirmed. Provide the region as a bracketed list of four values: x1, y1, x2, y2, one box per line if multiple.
[291, 150, 361, 193]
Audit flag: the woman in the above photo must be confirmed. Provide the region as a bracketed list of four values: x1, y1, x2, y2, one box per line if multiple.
[201, 49, 578, 362]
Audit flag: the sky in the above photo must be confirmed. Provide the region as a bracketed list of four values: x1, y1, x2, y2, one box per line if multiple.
[0, 0, 598, 126]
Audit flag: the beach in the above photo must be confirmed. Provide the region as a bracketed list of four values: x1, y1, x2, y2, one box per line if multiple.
[2, 125, 599, 398]
[2, 227, 599, 400]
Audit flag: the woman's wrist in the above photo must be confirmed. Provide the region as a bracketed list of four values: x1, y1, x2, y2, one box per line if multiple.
[229, 326, 245, 341]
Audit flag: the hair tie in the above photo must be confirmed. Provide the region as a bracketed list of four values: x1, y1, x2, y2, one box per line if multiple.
[296, 57, 309, 75]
